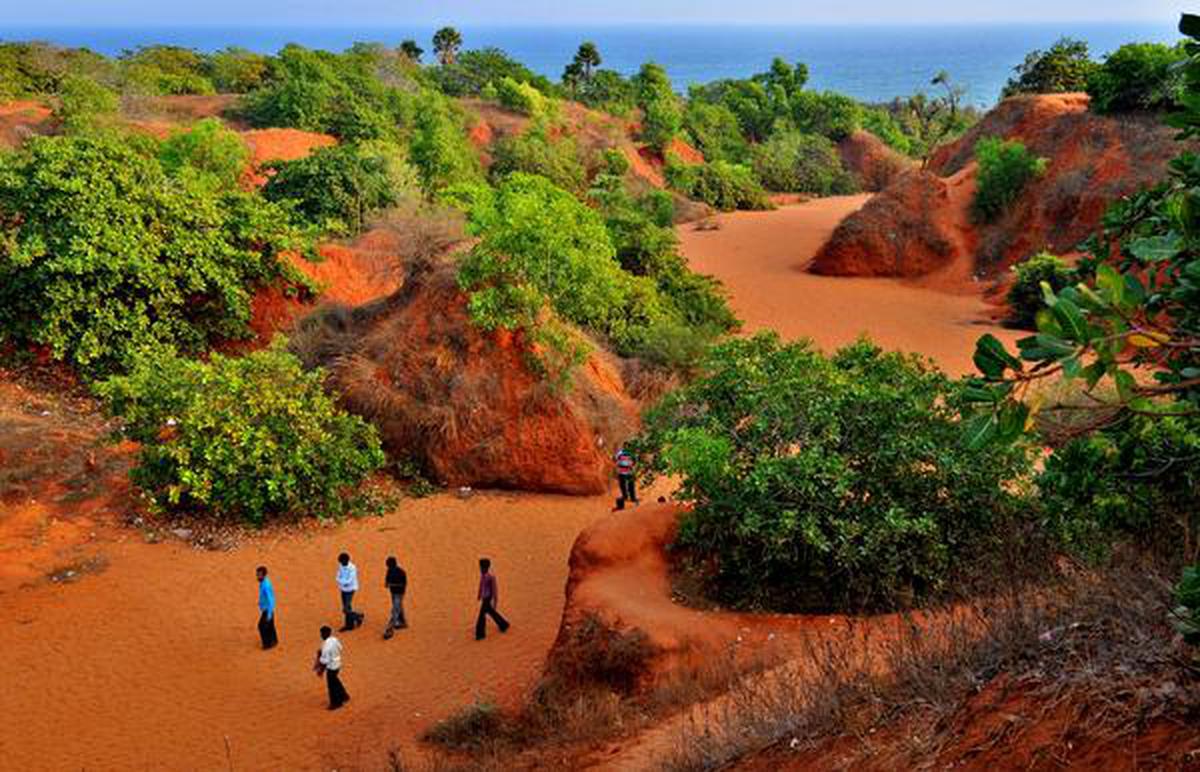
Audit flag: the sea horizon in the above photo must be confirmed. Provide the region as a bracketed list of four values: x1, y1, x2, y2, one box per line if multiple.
[3, 21, 1180, 104]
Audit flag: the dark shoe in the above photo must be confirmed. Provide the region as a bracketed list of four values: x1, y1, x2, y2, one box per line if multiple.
[500, 623, 510, 633]
[338, 624, 353, 632]
[383, 627, 394, 640]
[329, 703, 344, 711]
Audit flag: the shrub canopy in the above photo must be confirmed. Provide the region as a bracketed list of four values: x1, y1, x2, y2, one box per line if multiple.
[99, 343, 385, 524]
[971, 136, 1046, 223]
[1087, 42, 1186, 114]
[632, 334, 1034, 611]
[750, 129, 857, 194]
[1003, 37, 1098, 97]
[1006, 252, 1076, 329]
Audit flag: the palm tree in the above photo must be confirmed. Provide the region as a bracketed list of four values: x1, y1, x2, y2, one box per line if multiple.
[573, 41, 601, 81]
[432, 27, 463, 66]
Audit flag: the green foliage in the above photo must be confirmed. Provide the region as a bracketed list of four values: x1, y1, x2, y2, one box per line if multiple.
[634, 63, 683, 154]
[683, 101, 749, 164]
[207, 47, 271, 93]
[1176, 565, 1200, 646]
[0, 42, 115, 98]
[791, 90, 863, 141]
[0, 133, 311, 376]
[632, 334, 1033, 611]
[1006, 252, 1077, 329]
[1037, 415, 1200, 562]
[98, 343, 385, 524]
[667, 159, 770, 212]
[54, 74, 119, 133]
[575, 69, 637, 115]
[971, 137, 1047, 223]
[432, 47, 555, 98]
[1003, 37, 1098, 97]
[860, 107, 913, 155]
[240, 44, 409, 140]
[686, 59, 806, 143]
[433, 27, 464, 66]
[158, 117, 249, 191]
[262, 142, 407, 234]
[409, 90, 484, 194]
[1087, 42, 1186, 114]
[118, 45, 215, 95]
[749, 129, 858, 194]
[495, 75, 549, 117]
[489, 122, 586, 193]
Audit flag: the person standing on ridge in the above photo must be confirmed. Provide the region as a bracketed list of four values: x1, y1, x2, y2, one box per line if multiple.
[336, 552, 364, 632]
[316, 625, 350, 710]
[382, 555, 408, 639]
[256, 565, 278, 650]
[475, 557, 510, 640]
[613, 446, 639, 510]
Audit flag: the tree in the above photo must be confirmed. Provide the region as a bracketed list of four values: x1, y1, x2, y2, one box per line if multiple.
[931, 70, 965, 120]
[433, 26, 463, 66]
[262, 143, 401, 235]
[1003, 37, 1097, 97]
[400, 39, 424, 63]
[573, 41, 602, 81]
[1087, 41, 1186, 114]
[633, 62, 682, 153]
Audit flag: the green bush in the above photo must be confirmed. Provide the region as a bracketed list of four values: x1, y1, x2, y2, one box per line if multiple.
[1003, 37, 1098, 97]
[98, 343, 385, 524]
[1176, 565, 1200, 646]
[1087, 42, 1186, 114]
[971, 136, 1046, 223]
[632, 334, 1034, 611]
[489, 122, 586, 193]
[206, 46, 270, 93]
[750, 129, 858, 194]
[667, 159, 770, 211]
[683, 101, 749, 164]
[0, 133, 311, 376]
[118, 45, 215, 95]
[495, 75, 549, 117]
[262, 142, 403, 234]
[792, 90, 864, 141]
[432, 47, 556, 98]
[576, 69, 637, 115]
[860, 107, 913, 155]
[409, 90, 484, 193]
[1006, 252, 1076, 328]
[158, 118, 249, 191]
[54, 74, 119, 133]
[1038, 415, 1200, 562]
[634, 63, 683, 154]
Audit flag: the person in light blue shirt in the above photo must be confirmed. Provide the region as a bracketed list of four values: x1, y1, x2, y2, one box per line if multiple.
[336, 552, 364, 632]
[256, 565, 278, 649]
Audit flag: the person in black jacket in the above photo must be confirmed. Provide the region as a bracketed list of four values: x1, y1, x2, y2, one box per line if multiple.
[382, 556, 408, 639]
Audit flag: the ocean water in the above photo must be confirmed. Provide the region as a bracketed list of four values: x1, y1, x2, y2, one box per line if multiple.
[3, 22, 1180, 105]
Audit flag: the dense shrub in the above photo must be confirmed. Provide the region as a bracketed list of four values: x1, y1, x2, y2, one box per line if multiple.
[495, 75, 549, 117]
[206, 46, 271, 93]
[0, 42, 115, 98]
[489, 122, 586, 193]
[971, 136, 1046, 223]
[1038, 415, 1200, 562]
[632, 334, 1034, 611]
[1177, 566, 1200, 645]
[98, 344, 385, 524]
[1087, 42, 1186, 114]
[750, 129, 858, 194]
[860, 107, 913, 155]
[118, 45, 215, 95]
[634, 63, 683, 154]
[0, 133, 311, 375]
[158, 117, 249, 190]
[792, 90, 864, 141]
[576, 69, 637, 115]
[409, 90, 484, 193]
[54, 74, 119, 133]
[1006, 252, 1076, 329]
[683, 101, 748, 164]
[686, 59, 805, 143]
[432, 47, 556, 98]
[262, 142, 406, 234]
[1003, 37, 1098, 97]
[667, 159, 770, 211]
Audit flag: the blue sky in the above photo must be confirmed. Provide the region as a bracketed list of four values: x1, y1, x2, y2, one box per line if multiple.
[3, 0, 1187, 26]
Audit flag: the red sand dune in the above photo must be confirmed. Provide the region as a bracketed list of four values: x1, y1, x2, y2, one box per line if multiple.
[838, 129, 913, 192]
[677, 195, 1020, 376]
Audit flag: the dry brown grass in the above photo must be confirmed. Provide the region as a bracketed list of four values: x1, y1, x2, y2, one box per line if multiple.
[665, 563, 1200, 771]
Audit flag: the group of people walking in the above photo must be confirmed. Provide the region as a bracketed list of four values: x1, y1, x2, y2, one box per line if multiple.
[254, 554, 509, 710]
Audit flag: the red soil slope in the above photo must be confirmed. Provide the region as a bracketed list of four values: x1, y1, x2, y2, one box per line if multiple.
[302, 264, 639, 495]
[838, 129, 913, 192]
[0, 99, 54, 148]
[813, 94, 1180, 281]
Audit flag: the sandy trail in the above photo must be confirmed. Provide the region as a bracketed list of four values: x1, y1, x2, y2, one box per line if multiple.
[1, 490, 617, 771]
[678, 195, 1020, 376]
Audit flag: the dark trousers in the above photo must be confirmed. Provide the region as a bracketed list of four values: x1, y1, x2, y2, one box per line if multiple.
[258, 611, 278, 649]
[618, 474, 638, 504]
[475, 598, 509, 640]
[389, 591, 407, 629]
[326, 667, 350, 708]
[340, 590, 363, 629]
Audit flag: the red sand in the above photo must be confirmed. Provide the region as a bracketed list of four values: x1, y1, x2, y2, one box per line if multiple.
[677, 195, 1020, 375]
[0, 491, 618, 770]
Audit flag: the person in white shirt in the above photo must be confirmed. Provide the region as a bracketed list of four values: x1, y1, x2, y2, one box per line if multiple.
[316, 625, 350, 710]
[336, 552, 364, 632]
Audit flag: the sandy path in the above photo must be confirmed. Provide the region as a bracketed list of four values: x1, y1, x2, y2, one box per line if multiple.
[1, 491, 614, 771]
[679, 195, 1020, 376]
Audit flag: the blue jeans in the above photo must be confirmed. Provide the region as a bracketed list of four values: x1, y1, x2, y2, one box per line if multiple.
[340, 590, 362, 628]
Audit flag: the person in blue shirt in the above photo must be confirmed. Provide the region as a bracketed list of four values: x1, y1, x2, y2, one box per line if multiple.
[256, 565, 278, 650]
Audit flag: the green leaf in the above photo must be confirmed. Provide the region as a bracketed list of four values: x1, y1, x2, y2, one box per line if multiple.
[962, 411, 998, 450]
[1129, 234, 1184, 263]
[1095, 263, 1124, 306]
[1050, 297, 1088, 342]
[1114, 370, 1136, 402]
[997, 403, 1030, 442]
